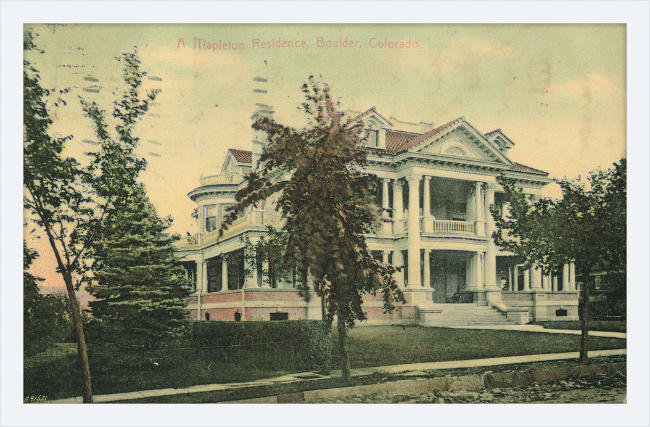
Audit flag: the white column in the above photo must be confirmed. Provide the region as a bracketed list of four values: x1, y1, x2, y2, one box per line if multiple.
[196, 259, 205, 293]
[569, 262, 576, 291]
[382, 251, 389, 265]
[423, 249, 430, 288]
[394, 249, 405, 288]
[524, 268, 530, 291]
[531, 265, 543, 290]
[406, 175, 422, 287]
[552, 275, 558, 292]
[563, 264, 570, 292]
[474, 182, 485, 236]
[473, 252, 483, 289]
[393, 180, 403, 234]
[222, 256, 229, 292]
[423, 176, 433, 233]
[381, 179, 391, 235]
[508, 266, 513, 291]
[484, 184, 497, 288]
[513, 265, 519, 291]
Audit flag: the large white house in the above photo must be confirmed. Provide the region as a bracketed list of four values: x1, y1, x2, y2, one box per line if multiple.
[174, 104, 579, 326]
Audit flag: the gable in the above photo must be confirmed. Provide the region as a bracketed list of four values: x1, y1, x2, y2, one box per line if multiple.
[411, 121, 513, 165]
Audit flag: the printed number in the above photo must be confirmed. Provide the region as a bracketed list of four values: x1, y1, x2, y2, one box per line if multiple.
[24, 395, 47, 403]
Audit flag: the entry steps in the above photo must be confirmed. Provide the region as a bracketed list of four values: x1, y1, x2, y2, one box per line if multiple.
[419, 303, 521, 327]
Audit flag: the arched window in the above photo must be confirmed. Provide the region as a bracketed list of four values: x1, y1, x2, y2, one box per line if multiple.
[444, 146, 466, 157]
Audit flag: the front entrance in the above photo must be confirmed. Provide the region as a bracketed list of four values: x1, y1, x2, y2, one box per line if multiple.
[430, 251, 470, 303]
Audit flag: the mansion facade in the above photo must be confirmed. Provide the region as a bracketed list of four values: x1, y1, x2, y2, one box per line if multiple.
[174, 106, 579, 326]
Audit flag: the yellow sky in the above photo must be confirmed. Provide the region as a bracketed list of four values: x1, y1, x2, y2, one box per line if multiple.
[24, 23, 626, 287]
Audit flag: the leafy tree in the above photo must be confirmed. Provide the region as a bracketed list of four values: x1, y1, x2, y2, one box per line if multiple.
[82, 52, 190, 347]
[221, 77, 404, 380]
[23, 242, 73, 356]
[491, 158, 626, 363]
[23, 29, 95, 402]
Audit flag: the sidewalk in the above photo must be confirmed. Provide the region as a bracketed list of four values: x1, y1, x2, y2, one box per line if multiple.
[444, 324, 627, 339]
[46, 346, 626, 404]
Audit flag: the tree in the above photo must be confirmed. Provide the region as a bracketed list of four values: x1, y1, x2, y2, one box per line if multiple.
[82, 52, 190, 346]
[491, 157, 626, 363]
[23, 28, 95, 402]
[23, 242, 73, 356]
[221, 77, 404, 380]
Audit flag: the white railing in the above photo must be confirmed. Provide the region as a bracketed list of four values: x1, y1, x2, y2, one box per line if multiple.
[199, 173, 243, 186]
[174, 210, 285, 249]
[432, 220, 474, 234]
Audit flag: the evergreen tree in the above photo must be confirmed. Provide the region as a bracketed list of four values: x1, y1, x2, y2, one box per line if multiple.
[86, 186, 190, 345]
[491, 157, 626, 363]
[82, 51, 190, 346]
[221, 77, 404, 380]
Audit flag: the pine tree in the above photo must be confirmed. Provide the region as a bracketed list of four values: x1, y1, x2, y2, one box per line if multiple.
[82, 51, 190, 347]
[87, 185, 190, 345]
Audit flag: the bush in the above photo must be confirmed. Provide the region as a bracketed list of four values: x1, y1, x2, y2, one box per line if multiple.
[184, 320, 332, 371]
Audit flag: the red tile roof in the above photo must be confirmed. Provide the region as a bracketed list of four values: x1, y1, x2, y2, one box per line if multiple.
[387, 117, 465, 154]
[229, 148, 252, 163]
[385, 131, 419, 154]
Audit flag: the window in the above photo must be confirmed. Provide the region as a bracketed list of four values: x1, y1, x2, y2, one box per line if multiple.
[206, 257, 222, 293]
[205, 313, 210, 321]
[556, 309, 568, 317]
[227, 249, 245, 290]
[444, 146, 466, 156]
[270, 312, 289, 321]
[366, 130, 379, 147]
[204, 205, 217, 232]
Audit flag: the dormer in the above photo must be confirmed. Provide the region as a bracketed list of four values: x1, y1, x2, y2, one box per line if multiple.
[220, 149, 252, 176]
[485, 129, 515, 155]
[350, 107, 393, 150]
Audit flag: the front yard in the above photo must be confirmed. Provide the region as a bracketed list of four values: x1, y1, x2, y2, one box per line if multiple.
[24, 325, 626, 401]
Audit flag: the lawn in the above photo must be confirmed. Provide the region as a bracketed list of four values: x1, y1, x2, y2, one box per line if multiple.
[24, 326, 626, 401]
[331, 326, 626, 369]
[530, 320, 626, 333]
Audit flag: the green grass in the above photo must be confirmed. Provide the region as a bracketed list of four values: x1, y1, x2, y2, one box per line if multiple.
[530, 320, 626, 333]
[332, 326, 625, 369]
[24, 326, 626, 401]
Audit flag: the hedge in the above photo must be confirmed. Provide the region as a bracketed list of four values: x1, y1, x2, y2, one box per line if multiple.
[184, 320, 332, 371]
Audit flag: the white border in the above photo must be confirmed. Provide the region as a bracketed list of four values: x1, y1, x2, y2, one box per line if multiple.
[2, 2, 648, 426]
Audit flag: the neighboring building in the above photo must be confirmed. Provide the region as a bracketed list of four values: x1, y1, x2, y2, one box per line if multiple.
[174, 105, 579, 326]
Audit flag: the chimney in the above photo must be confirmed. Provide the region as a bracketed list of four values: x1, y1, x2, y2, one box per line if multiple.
[251, 72, 273, 171]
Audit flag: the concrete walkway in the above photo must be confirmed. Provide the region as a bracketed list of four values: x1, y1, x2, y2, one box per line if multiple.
[443, 324, 627, 339]
[46, 346, 626, 404]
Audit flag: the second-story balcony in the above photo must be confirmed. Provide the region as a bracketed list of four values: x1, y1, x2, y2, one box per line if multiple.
[199, 173, 244, 186]
[175, 210, 283, 250]
[391, 217, 476, 236]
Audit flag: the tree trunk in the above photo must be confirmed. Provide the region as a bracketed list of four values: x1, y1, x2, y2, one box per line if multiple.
[337, 310, 351, 382]
[44, 232, 93, 402]
[321, 293, 327, 322]
[579, 270, 592, 364]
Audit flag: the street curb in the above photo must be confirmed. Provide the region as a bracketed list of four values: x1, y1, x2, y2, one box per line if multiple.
[238, 362, 626, 403]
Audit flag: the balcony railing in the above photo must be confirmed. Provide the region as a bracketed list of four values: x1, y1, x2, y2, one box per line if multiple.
[431, 219, 474, 234]
[199, 173, 243, 186]
[174, 210, 284, 249]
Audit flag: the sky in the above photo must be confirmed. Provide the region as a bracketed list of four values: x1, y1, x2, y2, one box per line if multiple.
[23, 23, 627, 288]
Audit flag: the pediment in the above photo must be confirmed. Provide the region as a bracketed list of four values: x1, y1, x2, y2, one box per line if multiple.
[363, 113, 393, 130]
[413, 122, 512, 165]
